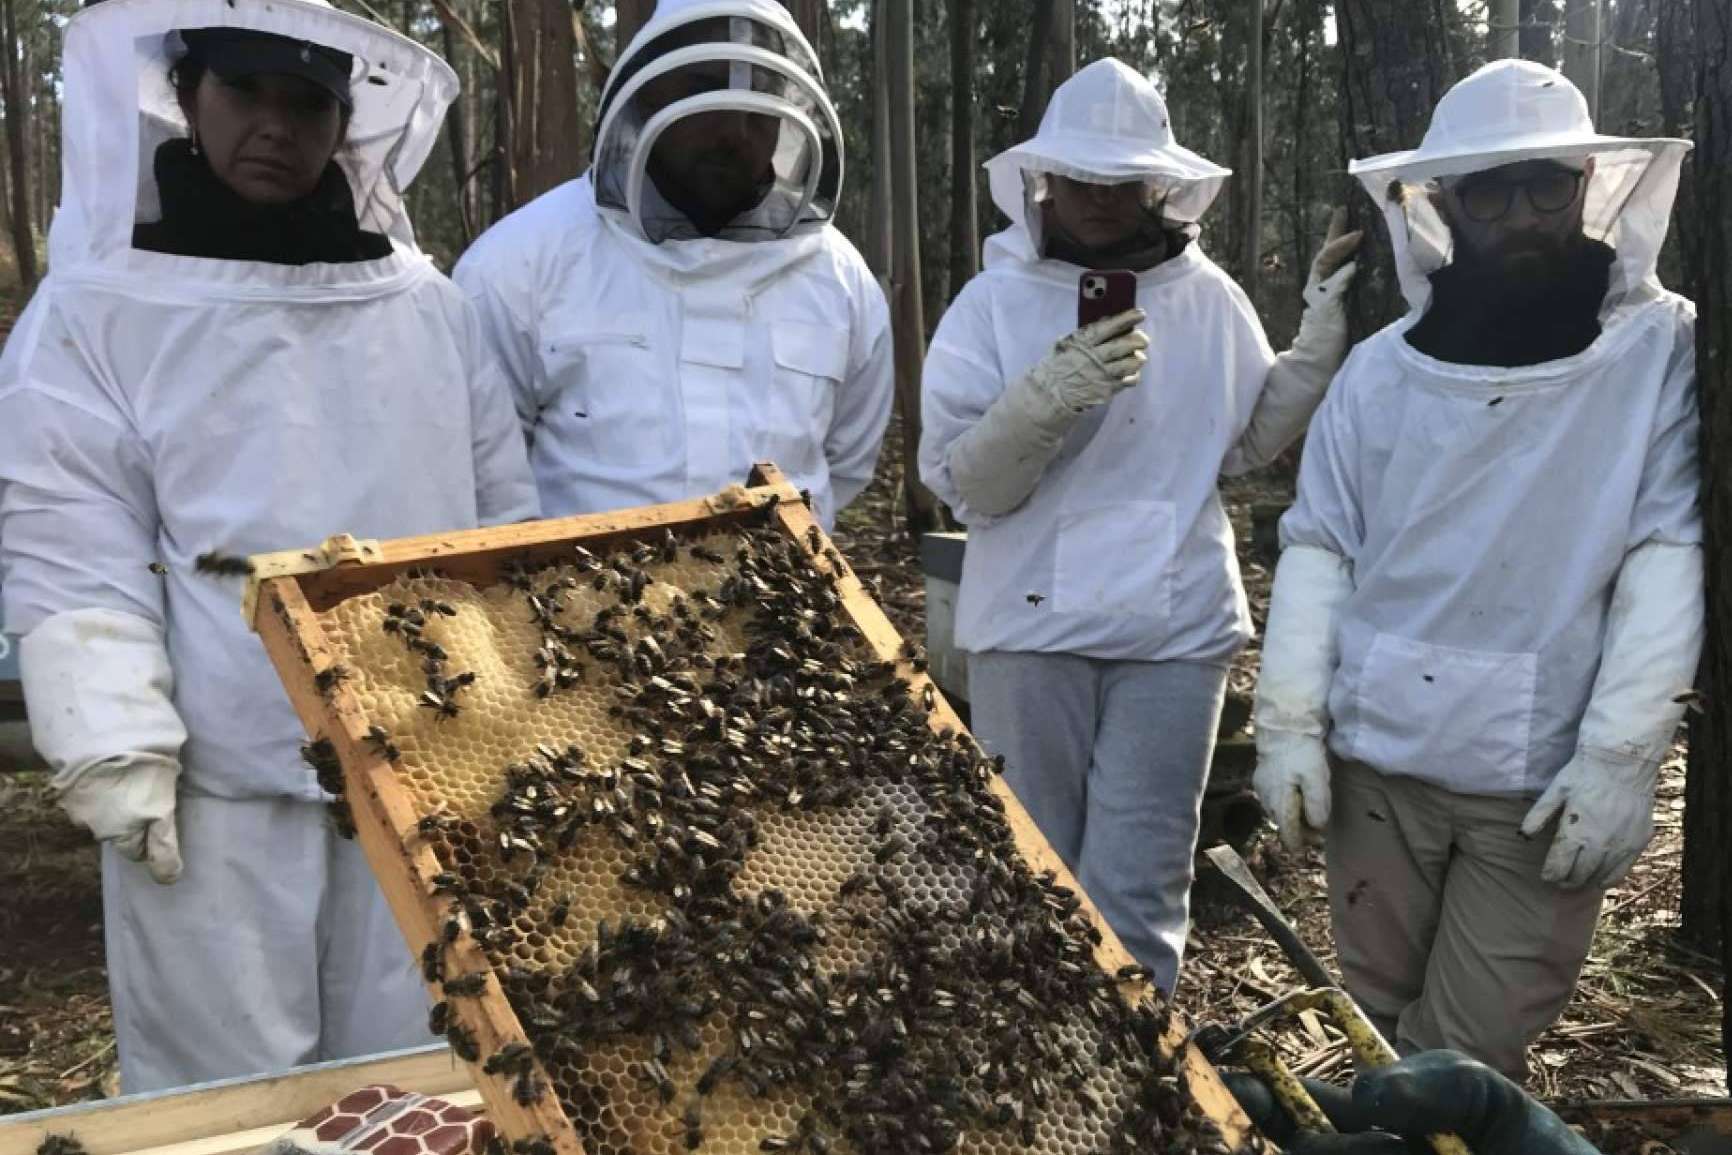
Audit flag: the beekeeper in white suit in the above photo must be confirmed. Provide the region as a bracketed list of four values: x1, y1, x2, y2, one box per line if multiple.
[0, 0, 538, 1092]
[919, 58, 1360, 991]
[1254, 60, 1701, 1075]
[454, 0, 892, 531]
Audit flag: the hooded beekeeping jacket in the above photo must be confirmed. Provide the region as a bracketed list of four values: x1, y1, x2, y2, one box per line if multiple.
[0, 0, 539, 802]
[921, 59, 1327, 663]
[453, 0, 892, 531]
[1278, 60, 1698, 795]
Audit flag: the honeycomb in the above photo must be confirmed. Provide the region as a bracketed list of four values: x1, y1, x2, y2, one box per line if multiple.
[310, 519, 1227, 1155]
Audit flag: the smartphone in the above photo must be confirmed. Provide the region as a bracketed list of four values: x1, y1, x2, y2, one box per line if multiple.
[1078, 269, 1138, 327]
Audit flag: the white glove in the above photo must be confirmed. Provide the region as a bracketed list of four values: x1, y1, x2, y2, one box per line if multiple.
[21, 608, 188, 885]
[1520, 542, 1704, 890]
[945, 308, 1149, 518]
[1229, 210, 1362, 474]
[1254, 544, 1355, 851]
[59, 756, 183, 885]
[1519, 749, 1654, 892]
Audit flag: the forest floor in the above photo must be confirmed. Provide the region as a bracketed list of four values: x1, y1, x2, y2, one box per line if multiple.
[0, 412, 1722, 1121]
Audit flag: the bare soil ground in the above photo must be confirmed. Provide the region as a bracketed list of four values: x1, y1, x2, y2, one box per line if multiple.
[0, 412, 1721, 1119]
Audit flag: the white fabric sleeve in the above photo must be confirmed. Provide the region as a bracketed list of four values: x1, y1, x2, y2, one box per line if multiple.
[824, 264, 895, 517]
[0, 304, 167, 638]
[1576, 541, 1704, 770]
[1627, 308, 1702, 550]
[1254, 544, 1354, 742]
[919, 285, 1034, 526]
[458, 299, 542, 526]
[1225, 266, 1353, 476]
[453, 239, 544, 448]
[21, 608, 186, 794]
[1275, 349, 1369, 558]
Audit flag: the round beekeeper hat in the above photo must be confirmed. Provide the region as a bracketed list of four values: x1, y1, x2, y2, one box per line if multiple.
[985, 59, 1231, 232]
[1349, 58, 1691, 313]
[1350, 59, 1687, 183]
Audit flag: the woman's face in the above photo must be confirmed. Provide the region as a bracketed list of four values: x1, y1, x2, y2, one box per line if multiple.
[180, 71, 344, 205]
[1047, 175, 1148, 250]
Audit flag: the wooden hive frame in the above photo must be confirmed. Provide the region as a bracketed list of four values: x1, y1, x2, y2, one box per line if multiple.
[246, 464, 1257, 1155]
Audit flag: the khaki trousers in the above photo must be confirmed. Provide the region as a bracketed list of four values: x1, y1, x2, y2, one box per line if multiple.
[1327, 759, 1604, 1079]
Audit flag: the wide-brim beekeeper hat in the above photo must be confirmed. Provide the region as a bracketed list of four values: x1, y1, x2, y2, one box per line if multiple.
[984, 58, 1230, 259]
[1349, 59, 1690, 312]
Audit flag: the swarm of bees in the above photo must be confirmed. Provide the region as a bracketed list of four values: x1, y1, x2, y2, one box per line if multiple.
[314, 511, 1222, 1155]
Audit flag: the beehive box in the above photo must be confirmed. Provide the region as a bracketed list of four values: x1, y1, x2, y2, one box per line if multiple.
[247, 466, 1259, 1155]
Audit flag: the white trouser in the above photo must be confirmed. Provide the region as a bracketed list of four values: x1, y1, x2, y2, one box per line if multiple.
[104, 795, 432, 1093]
[967, 651, 1230, 992]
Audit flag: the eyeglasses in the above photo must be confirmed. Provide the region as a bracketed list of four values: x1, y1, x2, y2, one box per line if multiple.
[1451, 169, 1584, 224]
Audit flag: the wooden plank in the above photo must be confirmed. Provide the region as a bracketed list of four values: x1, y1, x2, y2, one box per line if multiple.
[251, 582, 585, 1155]
[0, 1047, 473, 1155]
[747, 463, 1256, 1147]
[277, 485, 790, 613]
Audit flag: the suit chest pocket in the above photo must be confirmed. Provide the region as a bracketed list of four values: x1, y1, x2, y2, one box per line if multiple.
[754, 320, 847, 474]
[538, 311, 674, 466]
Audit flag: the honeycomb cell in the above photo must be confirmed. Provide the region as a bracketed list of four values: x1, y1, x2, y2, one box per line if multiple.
[312, 525, 1204, 1155]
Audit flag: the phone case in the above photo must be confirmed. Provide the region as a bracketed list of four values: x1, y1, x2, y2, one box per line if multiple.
[1078, 269, 1138, 327]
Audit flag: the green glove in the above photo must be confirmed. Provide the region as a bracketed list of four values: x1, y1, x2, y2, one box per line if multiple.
[1351, 1051, 1600, 1155]
[1224, 1051, 1601, 1155]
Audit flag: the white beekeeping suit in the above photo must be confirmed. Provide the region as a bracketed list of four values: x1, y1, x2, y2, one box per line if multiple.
[0, 0, 538, 1092]
[918, 59, 1358, 991]
[1253, 59, 1701, 1075]
[454, 0, 893, 531]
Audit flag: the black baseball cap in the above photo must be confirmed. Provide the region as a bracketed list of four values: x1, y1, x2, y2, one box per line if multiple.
[179, 27, 355, 107]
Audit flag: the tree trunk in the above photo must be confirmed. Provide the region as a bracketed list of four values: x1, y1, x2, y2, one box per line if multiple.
[440, 16, 475, 245]
[1050, 0, 1075, 87]
[0, 0, 35, 292]
[782, 0, 822, 45]
[615, 0, 656, 53]
[865, 0, 892, 293]
[497, 0, 583, 213]
[1562, 0, 1601, 118]
[1334, 0, 1456, 337]
[1490, 0, 1521, 58]
[1287, 0, 1316, 286]
[887, 0, 946, 537]
[1660, 0, 1698, 290]
[1520, 0, 1560, 66]
[1686, 0, 1732, 1066]
[1241, 0, 1265, 298]
[1016, 0, 1058, 141]
[947, 0, 980, 298]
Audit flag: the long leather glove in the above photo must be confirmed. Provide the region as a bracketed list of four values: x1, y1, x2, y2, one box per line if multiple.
[1521, 541, 1704, 890]
[22, 607, 187, 885]
[1225, 1050, 1602, 1155]
[1227, 209, 1362, 474]
[1254, 544, 1354, 850]
[944, 308, 1149, 518]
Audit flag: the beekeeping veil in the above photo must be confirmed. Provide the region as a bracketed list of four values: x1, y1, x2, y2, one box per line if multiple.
[982, 58, 1231, 266]
[1350, 59, 1690, 317]
[54, 0, 456, 272]
[593, 0, 841, 245]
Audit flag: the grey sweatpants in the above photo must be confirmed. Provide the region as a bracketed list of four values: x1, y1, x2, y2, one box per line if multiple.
[967, 650, 1229, 992]
[1328, 759, 1605, 1079]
